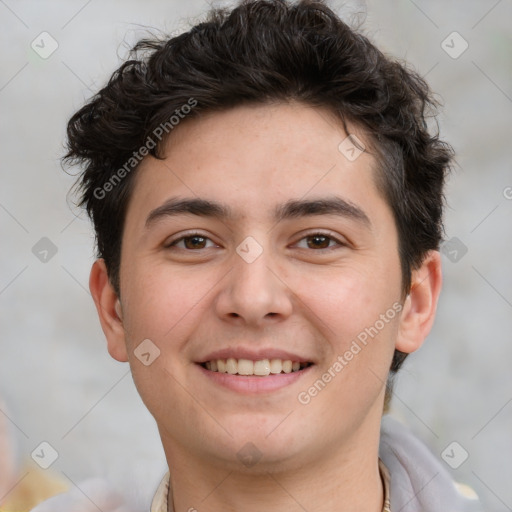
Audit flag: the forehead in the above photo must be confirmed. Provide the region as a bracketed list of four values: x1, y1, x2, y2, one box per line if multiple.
[125, 101, 387, 226]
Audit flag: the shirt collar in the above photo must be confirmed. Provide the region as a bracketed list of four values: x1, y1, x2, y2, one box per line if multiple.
[150, 470, 170, 512]
[379, 458, 392, 512]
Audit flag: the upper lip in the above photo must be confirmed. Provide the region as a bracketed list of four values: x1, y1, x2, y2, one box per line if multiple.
[197, 347, 314, 364]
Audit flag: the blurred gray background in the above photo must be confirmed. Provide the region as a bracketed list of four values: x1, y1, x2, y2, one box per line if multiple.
[1, 0, 511, 510]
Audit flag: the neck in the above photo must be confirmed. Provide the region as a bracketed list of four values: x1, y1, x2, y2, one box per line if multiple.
[161, 423, 384, 512]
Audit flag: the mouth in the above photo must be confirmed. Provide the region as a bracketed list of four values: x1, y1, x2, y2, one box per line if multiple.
[199, 358, 313, 376]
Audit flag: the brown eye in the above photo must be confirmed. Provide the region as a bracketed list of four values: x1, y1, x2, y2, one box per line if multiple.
[295, 232, 343, 250]
[183, 236, 207, 249]
[306, 235, 331, 249]
[168, 234, 216, 250]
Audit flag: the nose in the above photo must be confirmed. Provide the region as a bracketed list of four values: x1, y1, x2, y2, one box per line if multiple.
[214, 241, 293, 328]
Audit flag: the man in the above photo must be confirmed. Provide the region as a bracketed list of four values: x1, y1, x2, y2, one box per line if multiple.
[32, 0, 482, 510]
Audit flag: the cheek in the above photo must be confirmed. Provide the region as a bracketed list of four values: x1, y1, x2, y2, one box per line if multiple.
[297, 263, 399, 344]
[121, 262, 208, 345]
[295, 271, 399, 420]
[119, 266, 201, 423]
[292, 262, 400, 403]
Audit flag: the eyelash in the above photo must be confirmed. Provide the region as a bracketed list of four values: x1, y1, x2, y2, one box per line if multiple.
[166, 231, 346, 251]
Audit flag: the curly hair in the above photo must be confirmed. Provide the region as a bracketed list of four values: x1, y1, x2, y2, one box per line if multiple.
[64, 0, 454, 410]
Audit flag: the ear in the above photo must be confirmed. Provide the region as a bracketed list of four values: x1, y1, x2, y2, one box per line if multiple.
[395, 250, 442, 354]
[89, 259, 128, 362]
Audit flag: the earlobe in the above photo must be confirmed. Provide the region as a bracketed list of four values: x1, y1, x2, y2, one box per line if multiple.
[395, 250, 443, 354]
[89, 259, 129, 362]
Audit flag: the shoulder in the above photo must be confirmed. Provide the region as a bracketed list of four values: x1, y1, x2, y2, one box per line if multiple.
[29, 478, 137, 512]
[379, 415, 483, 512]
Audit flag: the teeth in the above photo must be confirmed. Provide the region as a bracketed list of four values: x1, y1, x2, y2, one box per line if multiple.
[254, 360, 271, 376]
[237, 358, 254, 375]
[226, 357, 237, 374]
[202, 358, 310, 376]
[269, 358, 282, 374]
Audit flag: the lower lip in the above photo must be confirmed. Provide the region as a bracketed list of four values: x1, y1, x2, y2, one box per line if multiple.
[196, 363, 313, 394]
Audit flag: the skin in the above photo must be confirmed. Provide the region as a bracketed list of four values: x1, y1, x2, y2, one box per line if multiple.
[90, 101, 442, 512]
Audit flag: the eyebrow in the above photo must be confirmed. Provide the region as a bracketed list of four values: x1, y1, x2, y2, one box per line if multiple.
[145, 196, 371, 229]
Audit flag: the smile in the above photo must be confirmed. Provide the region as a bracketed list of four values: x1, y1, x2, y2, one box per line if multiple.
[201, 358, 313, 376]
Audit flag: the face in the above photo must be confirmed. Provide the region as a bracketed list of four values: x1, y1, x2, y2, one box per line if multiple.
[91, 101, 441, 473]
